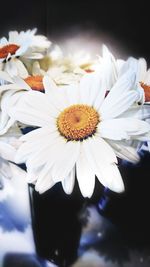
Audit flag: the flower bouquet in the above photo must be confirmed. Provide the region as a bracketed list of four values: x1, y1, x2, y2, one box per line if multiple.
[0, 28, 150, 266]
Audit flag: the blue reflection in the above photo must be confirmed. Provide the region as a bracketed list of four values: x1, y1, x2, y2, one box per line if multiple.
[0, 201, 28, 232]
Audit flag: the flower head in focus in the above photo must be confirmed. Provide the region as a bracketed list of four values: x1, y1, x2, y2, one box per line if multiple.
[9, 70, 150, 197]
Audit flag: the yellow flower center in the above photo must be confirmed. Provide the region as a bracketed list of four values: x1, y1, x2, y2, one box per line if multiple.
[140, 82, 150, 102]
[0, 44, 20, 59]
[24, 75, 44, 91]
[57, 104, 100, 141]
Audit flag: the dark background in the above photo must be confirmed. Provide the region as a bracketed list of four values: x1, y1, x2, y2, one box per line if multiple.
[0, 0, 150, 63]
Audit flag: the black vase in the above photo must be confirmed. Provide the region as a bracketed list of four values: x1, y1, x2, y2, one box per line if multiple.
[29, 181, 86, 267]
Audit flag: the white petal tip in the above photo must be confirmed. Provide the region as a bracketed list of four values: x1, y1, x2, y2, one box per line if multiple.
[109, 181, 125, 194]
[80, 189, 94, 198]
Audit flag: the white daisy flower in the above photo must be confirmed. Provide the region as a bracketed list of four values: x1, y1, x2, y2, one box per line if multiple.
[22, 43, 62, 76]
[0, 29, 51, 62]
[120, 57, 150, 104]
[31, 44, 123, 86]
[35, 50, 88, 85]
[134, 58, 150, 103]
[118, 57, 150, 152]
[121, 57, 150, 150]
[43, 44, 99, 73]
[0, 69, 45, 92]
[98, 46, 146, 107]
[31, 45, 118, 86]
[36, 45, 99, 85]
[0, 70, 46, 134]
[66, 50, 100, 72]
[32, 60, 85, 86]
[9, 71, 150, 197]
[0, 29, 51, 78]
[99, 46, 145, 105]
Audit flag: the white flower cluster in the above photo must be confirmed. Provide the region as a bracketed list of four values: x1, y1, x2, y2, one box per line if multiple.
[0, 28, 150, 198]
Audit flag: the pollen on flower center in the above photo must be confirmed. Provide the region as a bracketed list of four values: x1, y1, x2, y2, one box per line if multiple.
[0, 44, 20, 59]
[140, 82, 150, 102]
[57, 104, 100, 141]
[24, 75, 44, 91]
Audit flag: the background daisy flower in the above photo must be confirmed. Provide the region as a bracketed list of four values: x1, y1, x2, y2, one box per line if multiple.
[0, 29, 51, 78]
[135, 58, 150, 103]
[0, 70, 46, 134]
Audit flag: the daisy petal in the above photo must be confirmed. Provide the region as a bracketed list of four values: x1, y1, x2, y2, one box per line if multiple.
[84, 136, 117, 164]
[35, 163, 55, 194]
[13, 58, 29, 78]
[0, 71, 13, 83]
[76, 147, 95, 198]
[101, 91, 139, 119]
[43, 75, 68, 110]
[62, 168, 75, 194]
[0, 141, 16, 161]
[100, 71, 138, 119]
[101, 45, 118, 90]
[26, 133, 59, 169]
[83, 139, 124, 193]
[119, 104, 150, 120]
[99, 163, 125, 193]
[20, 126, 56, 141]
[0, 84, 22, 93]
[137, 58, 147, 82]
[9, 91, 58, 126]
[107, 140, 140, 163]
[15, 131, 58, 164]
[51, 141, 80, 181]
[12, 75, 30, 90]
[79, 72, 105, 108]
[145, 69, 150, 84]
[79, 73, 94, 104]
[93, 76, 107, 110]
[98, 118, 150, 140]
[4, 60, 18, 77]
[65, 84, 80, 105]
[8, 31, 19, 43]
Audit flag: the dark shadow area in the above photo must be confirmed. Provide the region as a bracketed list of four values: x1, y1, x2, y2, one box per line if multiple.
[0, 0, 47, 36]
[104, 152, 150, 248]
[79, 206, 130, 265]
[30, 182, 85, 267]
[78, 203, 150, 267]
[46, 0, 150, 63]
[0, 1, 149, 63]
[3, 253, 45, 267]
